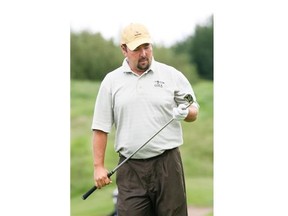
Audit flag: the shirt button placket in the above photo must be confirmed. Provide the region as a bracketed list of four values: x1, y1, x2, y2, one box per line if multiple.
[136, 77, 143, 93]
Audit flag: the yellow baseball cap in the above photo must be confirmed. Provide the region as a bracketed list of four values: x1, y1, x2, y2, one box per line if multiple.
[120, 23, 152, 50]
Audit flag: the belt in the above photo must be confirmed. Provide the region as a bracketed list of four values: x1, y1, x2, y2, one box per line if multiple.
[118, 147, 177, 161]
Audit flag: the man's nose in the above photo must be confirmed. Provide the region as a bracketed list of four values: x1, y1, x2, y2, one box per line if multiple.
[139, 48, 147, 57]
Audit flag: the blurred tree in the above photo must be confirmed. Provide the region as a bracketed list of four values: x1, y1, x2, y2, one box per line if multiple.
[153, 45, 199, 83]
[71, 31, 123, 80]
[70, 32, 199, 83]
[70, 15, 213, 83]
[192, 16, 213, 80]
[173, 15, 213, 80]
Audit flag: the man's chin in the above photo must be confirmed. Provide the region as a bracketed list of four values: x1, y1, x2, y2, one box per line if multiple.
[138, 63, 149, 71]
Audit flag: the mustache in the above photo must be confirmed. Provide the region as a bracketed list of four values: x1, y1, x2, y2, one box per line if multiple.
[139, 57, 148, 61]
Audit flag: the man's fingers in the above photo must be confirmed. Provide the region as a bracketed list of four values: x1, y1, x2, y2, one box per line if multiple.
[95, 177, 112, 189]
[105, 178, 112, 184]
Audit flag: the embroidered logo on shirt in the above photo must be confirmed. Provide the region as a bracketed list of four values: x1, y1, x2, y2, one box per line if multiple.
[154, 80, 165, 88]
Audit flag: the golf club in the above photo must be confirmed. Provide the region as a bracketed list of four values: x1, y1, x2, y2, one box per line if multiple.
[82, 94, 194, 200]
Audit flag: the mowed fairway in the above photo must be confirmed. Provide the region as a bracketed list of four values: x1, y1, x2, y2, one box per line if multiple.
[71, 80, 213, 216]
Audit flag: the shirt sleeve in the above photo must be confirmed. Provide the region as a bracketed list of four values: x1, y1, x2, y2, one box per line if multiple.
[91, 76, 114, 133]
[173, 69, 199, 107]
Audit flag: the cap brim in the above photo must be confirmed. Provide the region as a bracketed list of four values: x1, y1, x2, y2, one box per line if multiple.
[126, 37, 152, 51]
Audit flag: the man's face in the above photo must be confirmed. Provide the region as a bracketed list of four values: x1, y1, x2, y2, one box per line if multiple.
[122, 43, 153, 73]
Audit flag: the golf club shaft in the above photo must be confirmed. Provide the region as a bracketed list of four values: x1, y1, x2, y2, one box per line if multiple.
[82, 118, 174, 200]
[82, 99, 194, 200]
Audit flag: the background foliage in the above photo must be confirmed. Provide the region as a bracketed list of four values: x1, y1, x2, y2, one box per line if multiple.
[71, 16, 213, 82]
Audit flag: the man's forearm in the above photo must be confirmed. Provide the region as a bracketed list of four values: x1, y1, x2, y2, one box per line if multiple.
[184, 105, 199, 122]
[92, 129, 108, 168]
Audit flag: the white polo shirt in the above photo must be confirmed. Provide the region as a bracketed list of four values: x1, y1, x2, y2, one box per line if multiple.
[91, 58, 198, 159]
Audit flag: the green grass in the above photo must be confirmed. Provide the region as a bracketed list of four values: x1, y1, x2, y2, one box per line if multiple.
[71, 79, 213, 215]
[186, 177, 213, 206]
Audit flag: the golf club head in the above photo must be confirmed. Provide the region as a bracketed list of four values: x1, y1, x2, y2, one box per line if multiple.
[184, 94, 194, 104]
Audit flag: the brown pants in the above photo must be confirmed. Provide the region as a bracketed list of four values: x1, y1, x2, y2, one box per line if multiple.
[116, 147, 188, 216]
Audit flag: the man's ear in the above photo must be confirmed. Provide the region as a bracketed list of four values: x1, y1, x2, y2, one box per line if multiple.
[120, 45, 126, 51]
[121, 45, 128, 56]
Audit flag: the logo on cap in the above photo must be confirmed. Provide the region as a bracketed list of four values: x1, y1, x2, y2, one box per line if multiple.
[134, 31, 141, 37]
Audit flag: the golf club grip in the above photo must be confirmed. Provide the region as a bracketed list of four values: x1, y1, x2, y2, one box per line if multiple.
[82, 172, 113, 200]
[82, 185, 97, 200]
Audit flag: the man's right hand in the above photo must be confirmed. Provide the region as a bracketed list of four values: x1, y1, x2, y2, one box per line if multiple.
[94, 166, 112, 189]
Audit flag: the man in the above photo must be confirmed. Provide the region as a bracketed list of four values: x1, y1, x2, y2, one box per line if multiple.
[91, 23, 199, 216]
